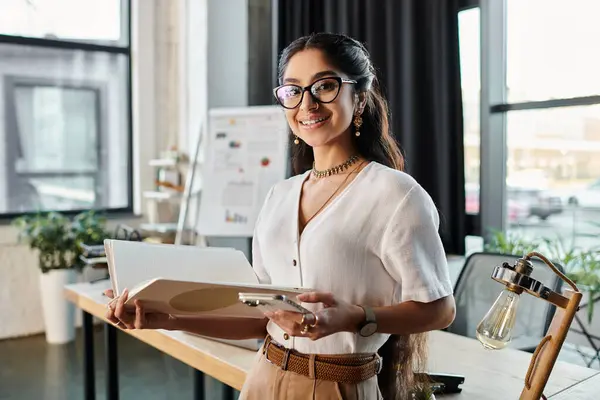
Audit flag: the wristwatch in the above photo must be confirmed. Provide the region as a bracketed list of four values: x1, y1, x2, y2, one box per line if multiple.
[357, 305, 377, 337]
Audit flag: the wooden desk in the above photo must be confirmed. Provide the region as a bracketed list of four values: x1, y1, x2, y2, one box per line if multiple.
[427, 333, 598, 399]
[65, 281, 599, 400]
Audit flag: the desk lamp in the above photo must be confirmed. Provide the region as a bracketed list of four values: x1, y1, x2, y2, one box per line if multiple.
[475, 251, 582, 400]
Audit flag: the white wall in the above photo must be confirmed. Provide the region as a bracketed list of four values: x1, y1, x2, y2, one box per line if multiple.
[179, 0, 249, 154]
[0, 245, 110, 339]
[180, 0, 251, 256]
[131, 0, 158, 216]
[207, 0, 248, 109]
[178, 0, 207, 160]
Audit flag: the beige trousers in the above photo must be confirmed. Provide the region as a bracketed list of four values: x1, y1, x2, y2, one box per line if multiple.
[239, 348, 382, 400]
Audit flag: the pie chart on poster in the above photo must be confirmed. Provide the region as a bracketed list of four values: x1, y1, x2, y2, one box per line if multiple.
[169, 287, 240, 312]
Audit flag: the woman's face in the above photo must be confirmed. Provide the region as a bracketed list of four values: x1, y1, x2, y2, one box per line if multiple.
[278, 49, 357, 148]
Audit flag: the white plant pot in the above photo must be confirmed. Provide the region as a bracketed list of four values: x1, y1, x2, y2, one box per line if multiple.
[39, 269, 77, 344]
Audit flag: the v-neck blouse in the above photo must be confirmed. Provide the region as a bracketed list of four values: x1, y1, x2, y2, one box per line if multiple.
[252, 161, 453, 355]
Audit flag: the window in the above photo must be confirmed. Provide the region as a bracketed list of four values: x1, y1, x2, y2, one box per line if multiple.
[459, 7, 481, 217]
[506, 0, 600, 103]
[479, 0, 600, 252]
[0, 1, 131, 216]
[0, 0, 127, 45]
[505, 105, 600, 250]
[459, 5, 486, 253]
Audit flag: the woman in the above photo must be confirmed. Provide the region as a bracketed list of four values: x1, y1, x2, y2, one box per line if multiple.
[106, 32, 455, 400]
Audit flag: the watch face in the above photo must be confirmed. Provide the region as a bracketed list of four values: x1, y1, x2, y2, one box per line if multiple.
[360, 322, 377, 337]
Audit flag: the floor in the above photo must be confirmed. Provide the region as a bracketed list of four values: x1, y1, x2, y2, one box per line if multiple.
[0, 325, 236, 400]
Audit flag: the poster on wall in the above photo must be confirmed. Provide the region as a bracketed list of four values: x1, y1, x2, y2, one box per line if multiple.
[196, 106, 289, 237]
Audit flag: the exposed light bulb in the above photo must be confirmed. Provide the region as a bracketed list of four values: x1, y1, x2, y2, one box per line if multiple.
[476, 288, 520, 350]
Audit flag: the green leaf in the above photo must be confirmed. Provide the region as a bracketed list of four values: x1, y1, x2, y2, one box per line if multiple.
[12, 210, 110, 272]
[411, 383, 434, 400]
[588, 292, 596, 325]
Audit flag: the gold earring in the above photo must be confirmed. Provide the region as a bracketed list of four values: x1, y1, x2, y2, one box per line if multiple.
[294, 135, 300, 145]
[354, 115, 363, 137]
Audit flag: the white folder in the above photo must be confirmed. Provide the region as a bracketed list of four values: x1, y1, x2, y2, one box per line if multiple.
[104, 239, 308, 319]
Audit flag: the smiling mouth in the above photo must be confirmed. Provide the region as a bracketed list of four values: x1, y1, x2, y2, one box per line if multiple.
[299, 115, 330, 126]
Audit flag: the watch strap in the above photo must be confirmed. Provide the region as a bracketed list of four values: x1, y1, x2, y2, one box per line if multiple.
[359, 305, 376, 325]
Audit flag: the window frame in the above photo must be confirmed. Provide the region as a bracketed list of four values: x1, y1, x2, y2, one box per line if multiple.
[458, 3, 484, 236]
[459, 0, 480, 11]
[475, 0, 600, 241]
[0, 0, 133, 220]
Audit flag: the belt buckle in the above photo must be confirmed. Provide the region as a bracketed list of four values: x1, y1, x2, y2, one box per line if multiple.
[375, 355, 383, 375]
[264, 343, 275, 366]
[281, 348, 291, 371]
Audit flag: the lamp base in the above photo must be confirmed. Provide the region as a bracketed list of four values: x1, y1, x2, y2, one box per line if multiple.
[520, 288, 582, 400]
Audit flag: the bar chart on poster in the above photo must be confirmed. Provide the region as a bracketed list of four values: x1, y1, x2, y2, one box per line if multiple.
[197, 106, 289, 237]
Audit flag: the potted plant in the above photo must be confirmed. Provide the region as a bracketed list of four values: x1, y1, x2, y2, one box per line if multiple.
[12, 210, 110, 344]
[411, 384, 434, 400]
[71, 210, 111, 258]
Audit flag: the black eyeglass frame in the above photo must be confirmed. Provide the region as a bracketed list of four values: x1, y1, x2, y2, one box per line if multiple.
[273, 76, 357, 109]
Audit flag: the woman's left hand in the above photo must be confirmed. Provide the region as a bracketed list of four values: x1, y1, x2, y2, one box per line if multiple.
[264, 292, 364, 341]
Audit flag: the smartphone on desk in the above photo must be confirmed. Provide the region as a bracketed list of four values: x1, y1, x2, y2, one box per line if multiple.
[238, 293, 311, 315]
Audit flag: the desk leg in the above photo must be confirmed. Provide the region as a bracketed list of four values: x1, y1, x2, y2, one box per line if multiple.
[193, 369, 205, 400]
[83, 311, 95, 400]
[104, 323, 119, 400]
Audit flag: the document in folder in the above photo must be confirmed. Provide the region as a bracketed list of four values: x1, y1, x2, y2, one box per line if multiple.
[104, 239, 309, 319]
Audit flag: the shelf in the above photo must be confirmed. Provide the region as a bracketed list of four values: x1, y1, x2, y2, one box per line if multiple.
[140, 223, 178, 233]
[139, 223, 199, 234]
[149, 158, 180, 167]
[143, 190, 183, 200]
[144, 189, 201, 200]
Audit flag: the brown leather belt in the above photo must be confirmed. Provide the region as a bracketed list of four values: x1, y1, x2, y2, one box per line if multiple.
[262, 335, 382, 384]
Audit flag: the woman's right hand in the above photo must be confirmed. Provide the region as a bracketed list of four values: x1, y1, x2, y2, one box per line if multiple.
[104, 288, 175, 330]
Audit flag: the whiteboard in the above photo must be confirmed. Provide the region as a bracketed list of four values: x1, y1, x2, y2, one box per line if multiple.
[196, 106, 289, 237]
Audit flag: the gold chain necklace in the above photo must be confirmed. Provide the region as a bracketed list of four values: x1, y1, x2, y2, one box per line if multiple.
[302, 160, 367, 229]
[311, 155, 359, 178]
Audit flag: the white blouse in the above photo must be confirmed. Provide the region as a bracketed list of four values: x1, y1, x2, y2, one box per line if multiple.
[252, 161, 453, 355]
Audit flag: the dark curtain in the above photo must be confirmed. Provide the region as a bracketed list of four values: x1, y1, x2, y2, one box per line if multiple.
[276, 0, 466, 255]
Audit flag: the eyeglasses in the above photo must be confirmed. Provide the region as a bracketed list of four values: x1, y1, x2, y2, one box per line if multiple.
[273, 77, 357, 109]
